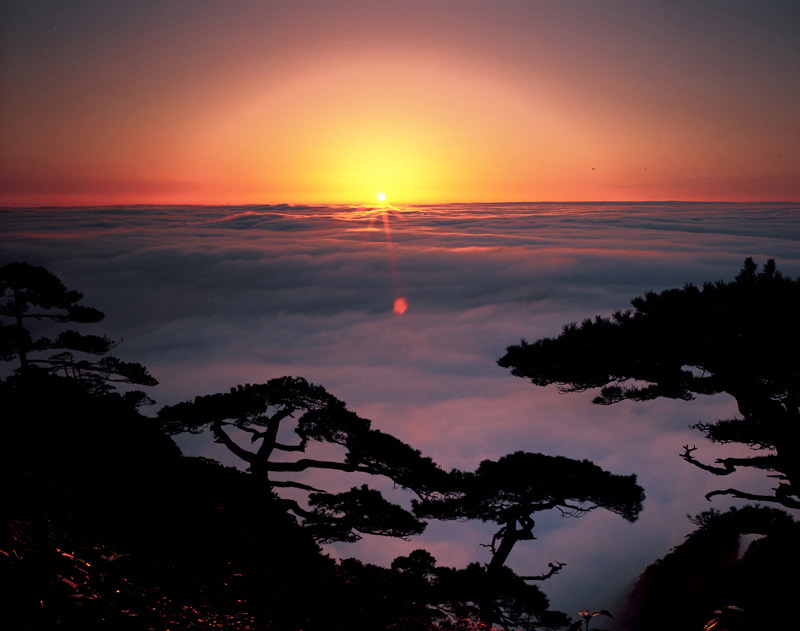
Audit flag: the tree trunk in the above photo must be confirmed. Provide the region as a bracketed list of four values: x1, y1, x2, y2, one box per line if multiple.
[479, 518, 520, 628]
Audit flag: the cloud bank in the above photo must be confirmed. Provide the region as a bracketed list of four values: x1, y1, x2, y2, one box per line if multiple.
[2, 201, 798, 614]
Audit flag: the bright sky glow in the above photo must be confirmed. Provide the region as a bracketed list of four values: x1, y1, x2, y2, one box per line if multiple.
[1, 1, 798, 206]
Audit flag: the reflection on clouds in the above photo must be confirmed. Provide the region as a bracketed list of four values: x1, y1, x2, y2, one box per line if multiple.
[1, 201, 798, 611]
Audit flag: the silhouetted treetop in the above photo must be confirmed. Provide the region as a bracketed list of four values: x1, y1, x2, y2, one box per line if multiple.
[158, 377, 448, 542]
[414, 450, 643, 628]
[499, 258, 798, 404]
[334, 549, 570, 631]
[0, 262, 157, 396]
[157, 377, 340, 436]
[498, 258, 800, 509]
[420, 452, 643, 524]
[0, 261, 104, 322]
[304, 485, 426, 543]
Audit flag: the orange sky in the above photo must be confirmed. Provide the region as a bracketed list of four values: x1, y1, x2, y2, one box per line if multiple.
[1, 0, 798, 206]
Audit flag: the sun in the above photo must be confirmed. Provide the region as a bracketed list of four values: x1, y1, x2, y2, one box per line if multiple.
[377, 192, 386, 202]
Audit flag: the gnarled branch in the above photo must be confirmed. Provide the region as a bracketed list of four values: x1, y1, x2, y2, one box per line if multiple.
[681, 445, 736, 476]
[520, 561, 567, 581]
[266, 458, 372, 475]
[705, 486, 800, 509]
[272, 440, 308, 452]
[519, 561, 567, 581]
[269, 480, 326, 493]
[682, 445, 783, 477]
[211, 421, 256, 465]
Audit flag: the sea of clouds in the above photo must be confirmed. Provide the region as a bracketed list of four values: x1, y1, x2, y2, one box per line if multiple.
[2, 201, 799, 616]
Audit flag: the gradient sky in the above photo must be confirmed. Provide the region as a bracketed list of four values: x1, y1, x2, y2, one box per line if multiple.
[3, 202, 799, 618]
[2, 0, 799, 206]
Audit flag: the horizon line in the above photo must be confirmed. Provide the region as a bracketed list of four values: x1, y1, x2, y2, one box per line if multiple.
[2, 199, 798, 210]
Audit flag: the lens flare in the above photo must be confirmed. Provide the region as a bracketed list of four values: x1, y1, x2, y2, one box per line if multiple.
[365, 203, 407, 315]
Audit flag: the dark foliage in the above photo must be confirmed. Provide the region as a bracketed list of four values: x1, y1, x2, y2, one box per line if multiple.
[414, 451, 643, 628]
[329, 550, 570, 631]
[617, 506, 800, 631]
[0, 370, 337, 630]
[158, 378, 448, 542]
[417, 452, 643, 524]
[498, 259, 800, 509]
[1, 369, 577, 630]
[306, 485, 427, 543]
[0, 261, 157, 395]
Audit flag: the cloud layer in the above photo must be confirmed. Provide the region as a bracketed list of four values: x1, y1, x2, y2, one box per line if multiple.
[2, 201, 799, 613]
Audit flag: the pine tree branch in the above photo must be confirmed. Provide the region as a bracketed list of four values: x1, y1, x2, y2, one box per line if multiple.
[272, 441, 308, 452]
[266, 458, 372, 474]
[269, 480, 326, 493]
[705, 487, 800, 509]
[681, 445, 736, 476]
[519, 561, 567, 581]
[210, 422, 256, 465]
